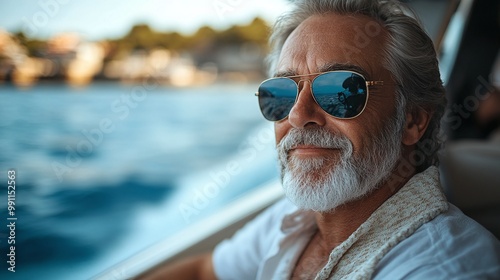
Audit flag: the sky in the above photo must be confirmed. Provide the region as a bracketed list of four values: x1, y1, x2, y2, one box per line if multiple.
[0, 0, 290, 40]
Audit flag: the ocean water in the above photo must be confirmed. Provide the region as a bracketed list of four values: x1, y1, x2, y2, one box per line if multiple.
[0, 82, 280, 279]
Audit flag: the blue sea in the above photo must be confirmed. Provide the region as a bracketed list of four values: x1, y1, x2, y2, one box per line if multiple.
[0, 82, 280, 280]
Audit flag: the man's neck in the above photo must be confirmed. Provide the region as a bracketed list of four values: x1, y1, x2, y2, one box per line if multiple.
[314, 171, 414, 250]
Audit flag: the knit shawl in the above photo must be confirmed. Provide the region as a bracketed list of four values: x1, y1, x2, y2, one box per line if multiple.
[314, 166, 449, 280]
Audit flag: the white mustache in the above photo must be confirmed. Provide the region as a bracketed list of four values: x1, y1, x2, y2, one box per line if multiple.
[277, 127, 353, 155]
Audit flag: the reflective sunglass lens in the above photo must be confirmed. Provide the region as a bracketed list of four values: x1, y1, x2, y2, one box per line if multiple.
[312, 72, 367, 118]
[258, 78, 297, 121]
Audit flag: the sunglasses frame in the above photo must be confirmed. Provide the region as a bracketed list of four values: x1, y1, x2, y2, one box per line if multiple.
[256, 70, 385, 121]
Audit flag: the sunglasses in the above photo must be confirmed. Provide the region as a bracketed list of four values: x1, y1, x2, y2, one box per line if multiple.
[256, 70, 385, 121]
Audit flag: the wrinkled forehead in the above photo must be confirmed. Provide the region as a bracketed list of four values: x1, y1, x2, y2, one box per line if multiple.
[276, 13, 390, 80]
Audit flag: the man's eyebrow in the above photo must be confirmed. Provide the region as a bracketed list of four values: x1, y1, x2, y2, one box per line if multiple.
[273, 63, 370, 79]
[317, 63, 370, 78]
[274, 69, 298, 78]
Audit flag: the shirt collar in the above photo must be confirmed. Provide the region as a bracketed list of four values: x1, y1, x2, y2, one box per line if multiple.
[280, 205, 317, 235]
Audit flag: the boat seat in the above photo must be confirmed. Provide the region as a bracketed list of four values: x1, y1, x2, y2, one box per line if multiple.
[440, 139, 500, 239]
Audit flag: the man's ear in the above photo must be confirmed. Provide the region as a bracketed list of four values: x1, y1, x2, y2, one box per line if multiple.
[402, 108, 432, 146]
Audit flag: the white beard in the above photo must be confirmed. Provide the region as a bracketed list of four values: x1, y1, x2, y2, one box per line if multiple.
[277, 115, 404, 212]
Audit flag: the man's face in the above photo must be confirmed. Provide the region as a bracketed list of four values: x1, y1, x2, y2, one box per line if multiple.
[274, 13, 404, 211]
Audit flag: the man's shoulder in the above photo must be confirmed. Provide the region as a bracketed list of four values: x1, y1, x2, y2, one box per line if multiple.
[374, 203, 500, 279]
[415, 203, 498, 247]
[212, 198, 300, 279]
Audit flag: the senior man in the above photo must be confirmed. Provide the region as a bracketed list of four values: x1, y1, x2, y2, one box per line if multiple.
[145, 0, 500, 279]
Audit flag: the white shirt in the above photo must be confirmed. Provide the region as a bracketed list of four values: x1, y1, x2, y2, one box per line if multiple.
[213, 198, 500, 279]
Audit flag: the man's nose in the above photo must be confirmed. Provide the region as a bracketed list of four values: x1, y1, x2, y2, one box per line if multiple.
[287, 80, 327, 128]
